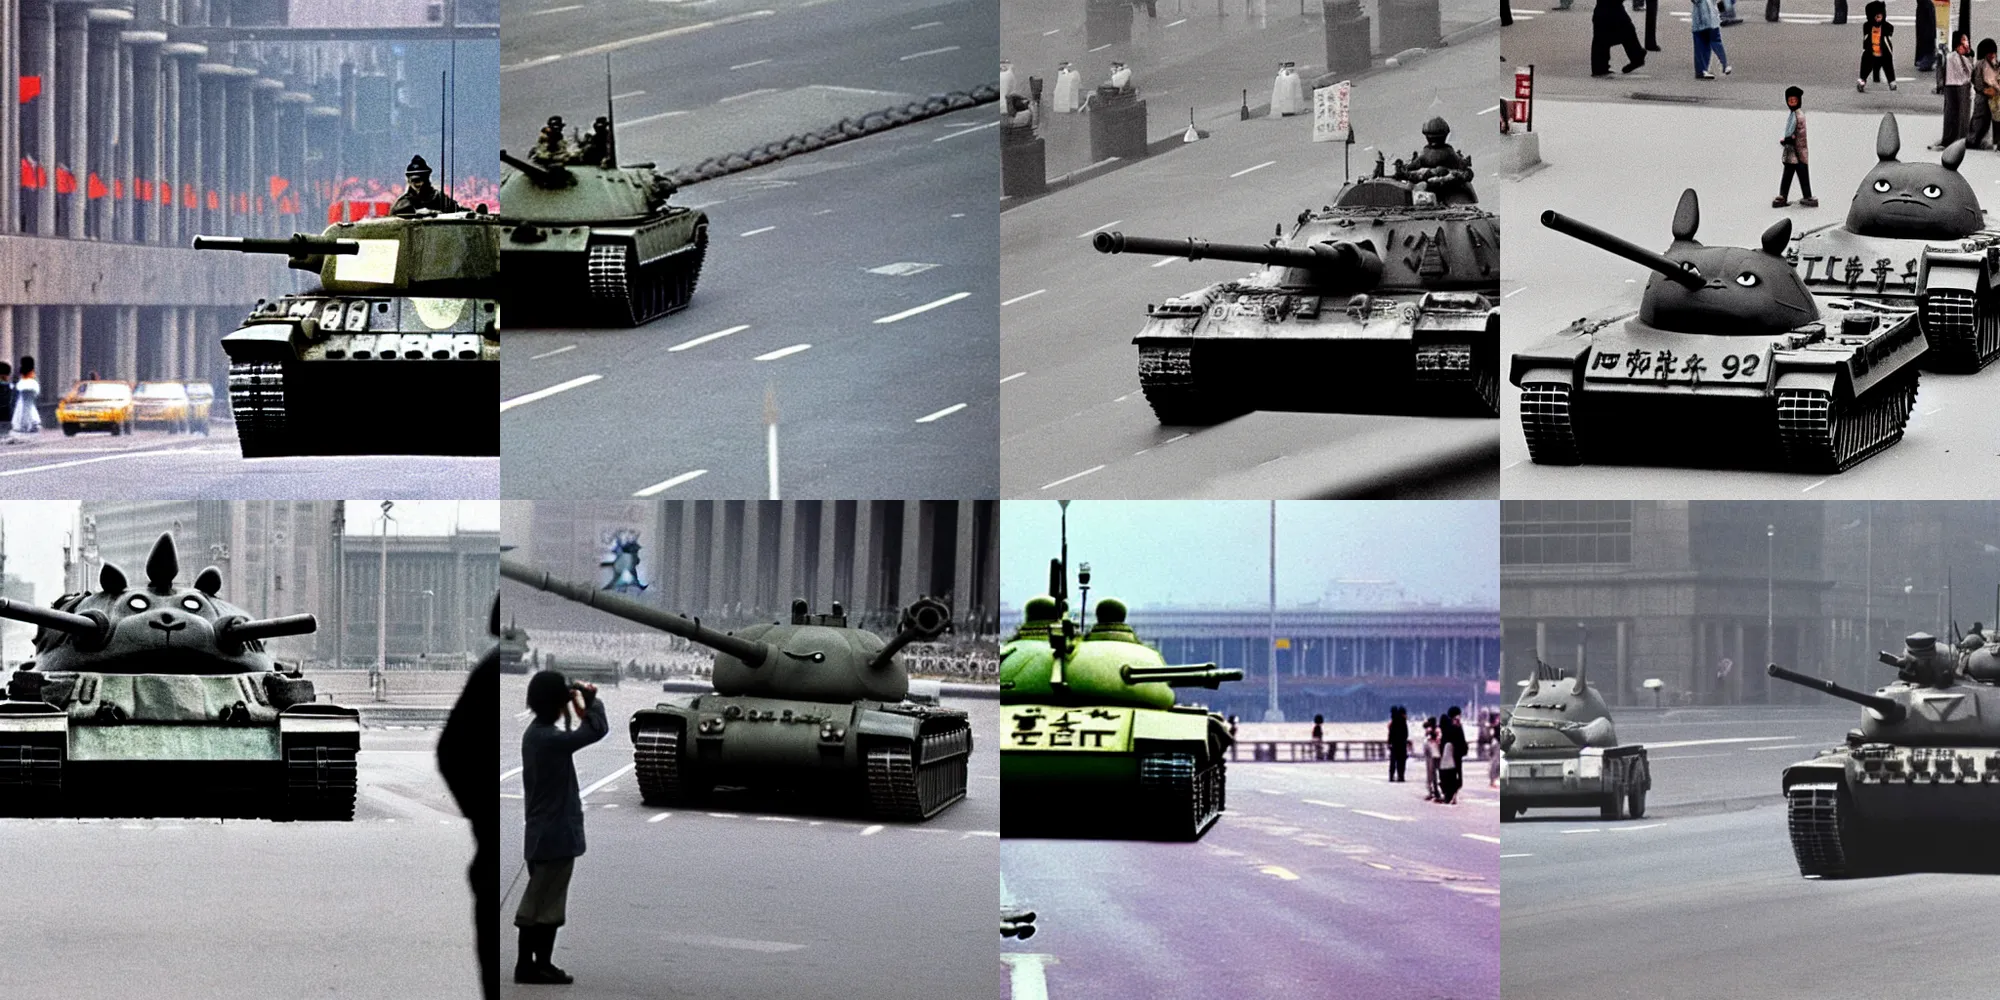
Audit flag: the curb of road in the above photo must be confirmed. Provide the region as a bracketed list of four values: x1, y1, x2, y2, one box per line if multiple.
[358, 705, 452, 726]
[667, 85, 1001, 189]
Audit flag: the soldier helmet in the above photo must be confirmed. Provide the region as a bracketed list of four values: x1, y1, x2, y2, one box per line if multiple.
[1422, 116, 1451, 141]
[405, 154, 432, 179]
[546, 115, 565, 128]
[594, 115, 611, 128]
[1907, 632, 1938, 651]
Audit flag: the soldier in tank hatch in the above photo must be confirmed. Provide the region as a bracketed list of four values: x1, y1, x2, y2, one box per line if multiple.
[391, 155, 460, 217]
[577, 116, 614, 167]
[532, 115, 574, 165]
[515, 671, 607, 985]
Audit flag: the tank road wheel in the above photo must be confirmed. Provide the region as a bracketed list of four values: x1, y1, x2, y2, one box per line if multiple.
[227, 362, 290, 459]
[1519, 381, 1583, 464]
[1599, 790, 1626, 821]
[1627, 787, 1647, 819]
[587, 243, 642, 327]
[864, 722, 972, 820]
[1137, 343, 1243, 425]
[1138, 752, 1222, 840]
[0, 739, 63, 816]
[1919, 288, 2000, 372]
[1501, 803, 1521, 822]
[1414, 343, 1499, 416]
[283, 744, 358, 821]
[1775, 371, 1916, 473]
[1786, 781, 1873, 877]
[633, 724, 687, 806]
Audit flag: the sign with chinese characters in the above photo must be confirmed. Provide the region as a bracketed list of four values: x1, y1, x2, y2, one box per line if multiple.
[1584, 346, 1773, 384]
[1005, 705, 1134, 752]
[1312, 81, 1351, 143]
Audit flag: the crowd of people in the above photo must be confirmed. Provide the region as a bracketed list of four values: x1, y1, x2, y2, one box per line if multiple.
[1382, 706, 1502, 803]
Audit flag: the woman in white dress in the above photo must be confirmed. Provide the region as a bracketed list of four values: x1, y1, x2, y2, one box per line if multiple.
[1270, 61, 1306, 116]
[12, 357, 39, 434]
[1051, 61, 1081, 112]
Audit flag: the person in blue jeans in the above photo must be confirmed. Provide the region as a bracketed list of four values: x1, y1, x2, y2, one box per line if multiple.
[1691, 0, 1732, 77]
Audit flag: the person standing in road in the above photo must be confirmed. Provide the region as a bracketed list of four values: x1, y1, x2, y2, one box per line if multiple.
[1387, 706, 1410, 783]
[516, 672, 608, 986]
[1859, 3, 1898, 92]
[1422, 717, 1441, 800]
[1776, 86, 1819, 207]
[1437, 726, 1462, 804]
[0, 361, 15, 431]
[1691, 0, 1731, 78]
[1444, 706, 1470, 776]
[1915, 0, 1937, 73]
[12, 356, 39, 434]
[1591, 0, 1648, 77]
[1939, 32, 1976, 149]
[1970, 39, 2000, 148]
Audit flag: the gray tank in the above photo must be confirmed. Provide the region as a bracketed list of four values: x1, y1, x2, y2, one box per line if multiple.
[1511, 188, 1927, 473]
[1499, 658, 1650, 821]
[1769, 631, 2000, 877]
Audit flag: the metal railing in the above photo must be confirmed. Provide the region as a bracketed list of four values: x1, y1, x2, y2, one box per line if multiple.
[1229, 739, 1494, 763]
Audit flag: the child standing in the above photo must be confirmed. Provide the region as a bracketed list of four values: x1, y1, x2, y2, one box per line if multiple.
[1775, 86, 1819, 208]
[1858, 1, 1897, 92]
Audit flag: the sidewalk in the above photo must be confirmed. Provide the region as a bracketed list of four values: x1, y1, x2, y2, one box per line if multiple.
[1007, 0, 1494, 177]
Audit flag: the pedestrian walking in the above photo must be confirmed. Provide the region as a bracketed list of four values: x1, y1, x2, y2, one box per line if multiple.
[1444, 706, 1470, 775]
[1692, 0, 1731, 78]
[1487, 714, 1502, 788]
[1859, 2, 1899, 92]
[1387, 706, 1410, 782]
[1592, 0, 1648, 77]
[1976, 39, 2000, 148]
[1940, 32, 1976, 148]
[0, 361, 15, 430]
[11, 357, 39, 435]
[1915, 0, 1937, 73]
[1438, 730, 1462, 804]
[1718, 0, 1742, 25]
[1422, 718, 1441, 800]
[1775, 86, 1820, 206]
[515, 672, 609, 986]
[1640, 0, 1662, 51]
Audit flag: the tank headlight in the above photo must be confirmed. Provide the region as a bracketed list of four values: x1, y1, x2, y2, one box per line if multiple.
[1575, 755, 1603, 780]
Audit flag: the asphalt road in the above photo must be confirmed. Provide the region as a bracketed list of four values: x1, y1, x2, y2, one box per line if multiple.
[998, 33, 1503, 498]
[0, 725, 481, 1000]
[498, 674, 998, 1000]
[1002, 760, 1500, 1000]
[1500, 99, 2000, 496]
[1502, 706, 2000, 1000]
[0, 424, 499, 498]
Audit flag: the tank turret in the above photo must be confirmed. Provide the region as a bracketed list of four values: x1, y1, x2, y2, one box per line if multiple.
[500, 149, 573, 189]
[1766, 662, 1909, 722]
[193, 233, 360, 275]
[1500, 658, 1620, 755]
[1094, 232, 1385, 293]
[1846, 114, 1982, 239]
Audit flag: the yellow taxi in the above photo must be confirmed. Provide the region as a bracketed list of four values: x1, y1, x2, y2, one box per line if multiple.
[133, 380, 196, 433]
[56, 380, 135, 436]
[182, 381, 215, 435]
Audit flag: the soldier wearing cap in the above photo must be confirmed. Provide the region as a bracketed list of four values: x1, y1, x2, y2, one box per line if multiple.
[531, 115, 575, 165]
[577, 116, 615, 167]
[391, 155, 461, 216]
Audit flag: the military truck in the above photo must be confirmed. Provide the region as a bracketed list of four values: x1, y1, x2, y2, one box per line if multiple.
[1500, 658, 1651, 822]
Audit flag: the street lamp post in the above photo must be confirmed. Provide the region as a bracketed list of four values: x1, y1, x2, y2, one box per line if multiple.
[375, 501, 394, 702]
[1263, 500, 1283, 723]
[421, 589, 435, 657]
[1766, 524, 1775, 703]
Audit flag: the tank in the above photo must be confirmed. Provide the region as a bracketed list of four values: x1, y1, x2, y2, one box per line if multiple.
[498, 618, 531, 675]
[194, 208, 502, 458]
[0, 534, 358, 819]
[1000, 512, 1243, 840]
[1510, 188, 1927, 473]
[500, 559, 971, 820]
[1790, 115, 2000, 372]
[1092, 118, 1500, 423]
[498, 137, 708, 327]
[1768, 631, 2000, 877]
[541, 653, 622, 688]
[1498, 658, 1650, 822]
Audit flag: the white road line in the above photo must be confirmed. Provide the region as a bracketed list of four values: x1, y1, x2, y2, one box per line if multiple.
[875, 291, 970, 324]
[1001, 953, 1054, 1000]
[1560, 828, 1602, 835]
[669, 324, 750, 352]
[1042, 27, 1061, 34]
[1040, 465, 1104, 490]
[633, 469, 708, 496]
[528, 344, 577, 360]
[500, 374, 601, 412]
[1230, 160, 1277, 178]
[1802, 478, 1828, 493]
[500, 767, 524, 781]
[649, 812, 672, 823]
[1166, 16, 1188, 25]
[1088, 42, 1111, 51]
[530, 4, 585, 14]
[1477, 104, 1500, 115]
[1745, 743, 1821, 752]
[623, 109, 690, 127]
[1162, 432, 1190, 445]
[1150, 257, 1178, 268]
[719, 87, 780, 103]
[1462, 833, 1502, 844]
[915, 403, 967, 423]
[1352, 809, 1413, 822]
[860, 824, 884, 835]
[1258, 865, 1301, 880]
[1077, 220, 1121, 239]
[0, 445, 221, 478]
[501, 793, 523, 799]
[1001, 289, 1046, 306]
[754, 343, 812, 361]
[900, 45, 961, 60]
[935, 120, 1000, 141]
[1645, 736, 1797, 749]
[729, 58, 773, 70]
[1501, 853, 1534, 858]
[1302, 798, 1346, 808]
[963, 830, 1000, 837]
[1614, 823, 1665, 832]
[911, 19, 944, 28]
[579, 763, 634, 799]
[613, 90, 646, 100]
[1503, 459, 1523, 470]
[756, 816, 802, 822]
[561, 9, 777, 61]
[740, 225, 777, 237]
[1001, 371, 1026, 384]
[660, 933, 806, 953]
[1504, 286, 1527, 298]
[707, 812, 740, 819]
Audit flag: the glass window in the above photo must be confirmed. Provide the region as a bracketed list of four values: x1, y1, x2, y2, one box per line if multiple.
[1501, 500, 1634, 565]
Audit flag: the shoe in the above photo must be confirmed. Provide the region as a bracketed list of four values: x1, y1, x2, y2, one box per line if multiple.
[1647, 43, 1663, 51]
[1723, 64, 1732, 74]
[1858, 78, 1867, 91]
[1772, 197, 1790, 207]
[1801, 197, 1819, 207]
[1889, 80, 1898, 90]
[535, 962, 574, 985]
[1592, 70, 1615, 77]
[1697, 72, 1715, 79]
[1622, 55, 1645, 73]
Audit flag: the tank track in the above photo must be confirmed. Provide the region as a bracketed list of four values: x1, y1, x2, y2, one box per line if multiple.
[227, 362, 291, 459]
[1786, 781, 1856, 877]
[0, 738, 63, 815]
[1137, 342, 1239, 425]
[1138, 752, 1225, 840]
[1518, 381, 1582, 464]
[864, 723, 971, 820]
[633, 725, 684, 805]
[1920, 288, 2000, 372]
[1414, 344, 1499, 416]
[586, 228, 709, 328]
[1775, 369, 1916, 473]
[283, 743, 357, 821]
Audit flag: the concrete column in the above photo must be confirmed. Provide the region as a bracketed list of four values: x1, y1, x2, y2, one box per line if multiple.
[55, 305, 81, 397]
[196, 62, 230, 235]
[24, 1, 56, 234]
[775, 502, 797, 608]
[1693, 619, 1707, 701]
[2, 0, 22, 235]
[676, 500, 700, 612]
[276, 91, 312, 231]
[164, 45, 203, 243]
[223, 69, 252, 236]
[123, 32, 164, 243]
[953, 501, 975, 625]
[1534, 619, 1546, 664]
[707, 503, 728, 612]
[1615, 620, 1628, 706]
[852, 501, 875, 615]
[86, 9, 129, 240]
[17, 307, 41, 386]
[815, 500, 837, 613]
[250, 77, 279, 236]
[308, 104, 339, 222]
[898, 502, 923, 606]
[55, 2, 88, 238]
[113, 305, 137, 380]
[0, 310, 14, 376]
[1731, 620, 1746, 703]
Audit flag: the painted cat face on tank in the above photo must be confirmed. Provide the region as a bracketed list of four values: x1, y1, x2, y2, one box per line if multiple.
[1846, 114, 1984, 239]
[1641, 188, 1820, 335]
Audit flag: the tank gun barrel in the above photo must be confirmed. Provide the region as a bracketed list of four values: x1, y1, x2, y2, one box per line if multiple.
[1767, 663, 1907, 722]
[866, 597, 953, 673]
[500, 559, 771, 667]
[191, 234, 359, 256]
[1119, 663, 1244, 689]
[1540, 210, 1704, 289]
[501, 149, 567, 186]
[1878, 651, 1904, 668]
[0, 598, 108, 648]
[1092, 232, 1382, 283]
[218, 613, 318, 644]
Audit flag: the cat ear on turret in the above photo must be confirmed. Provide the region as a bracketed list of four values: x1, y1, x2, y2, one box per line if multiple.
[194, 566, 222, 597]
[1670, 188, 1701, 243]
[145, 533, 179, 592]
[1943, 138, 1967, 171]
[1761, 217, 1793, 255]
[99, 562, 127, 594]
[1877, 113, 1901, 161]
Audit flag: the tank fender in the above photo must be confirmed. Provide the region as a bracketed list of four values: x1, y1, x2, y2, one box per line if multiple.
[1508, 342, 1586, 388]
[1132, 709, 1213, 743]
[0, 700, 69, 732]
[851, 706, 922, 741]
[503, 225, 590, 253]
[1772, 367, 1839, 395]
[1919, 248, 1986, 292]
[220, 321, 309, 363]
[1779, 756, 1847, 791]
[277, 702, 362, 737]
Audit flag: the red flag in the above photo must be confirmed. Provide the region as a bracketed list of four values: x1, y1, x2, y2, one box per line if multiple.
[134, 178, 148, 201]
[18, 76, 40, 103]
[55, 167, 74, 194]
[326, 201, 341, 224]
[205, 189, 217, 210]
[19, 158, 36, 189]
[268, 175, 288, 199]
[183, 183, 195, 207]
[111, 178, 123, 200]
[157, 178, 170, 205]
[374, 200, 391, 218]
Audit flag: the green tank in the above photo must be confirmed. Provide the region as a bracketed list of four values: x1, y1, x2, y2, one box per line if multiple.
[1000, 511, 1243, 840]
[1498, 658, 1650, 821]
[1769, 631, 2000, 877]
[0, 534, 358, 819]
[500, 559, 971, 820]
[194, 208, 502, 458]
[498, 618, 531, 675]
[499, 141, 708, 327]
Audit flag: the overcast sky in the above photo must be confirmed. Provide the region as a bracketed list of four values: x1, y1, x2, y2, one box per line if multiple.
[1000, 501, 1497, 611]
